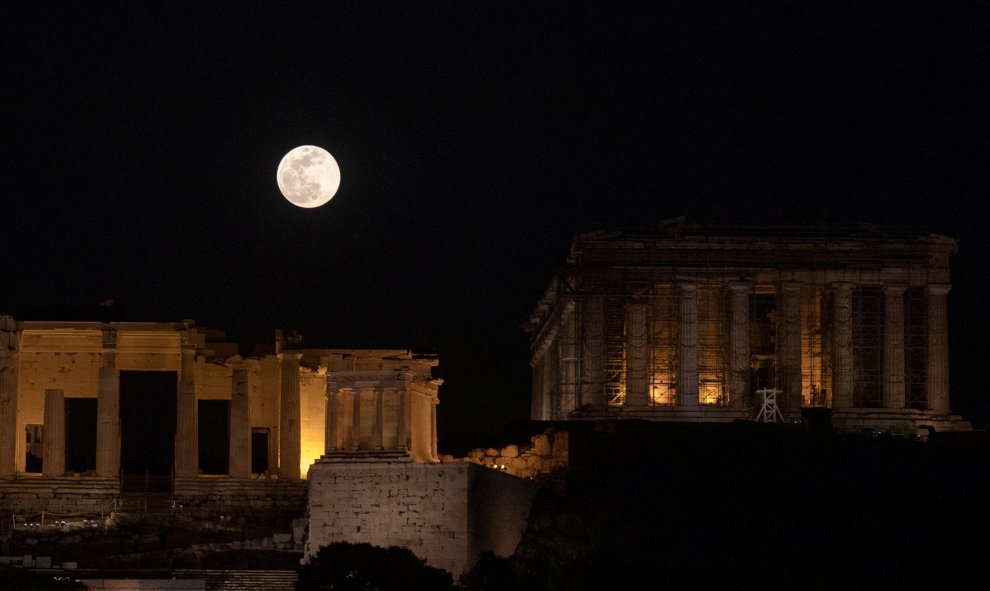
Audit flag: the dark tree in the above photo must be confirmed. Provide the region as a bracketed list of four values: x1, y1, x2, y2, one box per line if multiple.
[296, 542, 455, 591]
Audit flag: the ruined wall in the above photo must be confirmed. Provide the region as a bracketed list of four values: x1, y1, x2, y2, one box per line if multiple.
[442, 429, 568, 481]
[306, 461, 535, 576]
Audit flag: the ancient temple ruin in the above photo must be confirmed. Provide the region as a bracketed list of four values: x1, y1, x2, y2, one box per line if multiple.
[528, 220, 969, 433]
[0, 317, 441, 515]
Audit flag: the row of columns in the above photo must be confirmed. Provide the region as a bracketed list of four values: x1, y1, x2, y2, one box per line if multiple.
[27, 352, 127, 478]
[324, 385, 410, 453]
[575, 282, 951, 412]
[25, 347, 255, 480]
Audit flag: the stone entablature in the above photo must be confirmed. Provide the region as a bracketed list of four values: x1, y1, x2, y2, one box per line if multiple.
[528, 221, 967, 433]
[0, 317, 440, 486]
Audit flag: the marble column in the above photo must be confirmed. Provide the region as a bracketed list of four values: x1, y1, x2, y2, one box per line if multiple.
[624, 300, 649, 408]
[373, 387, 385, 450]
[0, 332, 18, 477]
[325, 381, 338, 452]
[278, 353, 302, 479]
[678, 283, 699, 407]
[351, 388, 362, 450]
[42, 389, 66, 477]
[926, 284, 951, 411]
[229, 368, 250, 478]
[831, 283, 855, 410]
[96, 353, 121, 478]
[430, 397, 439, 462]
[396, 389, 407, 451]
[728, 283, 751, 409]
[174, 347, 198, 478]
[779, 283, 803, 412]
[580, 295, 606, 407]
[883, 286, 907, 409]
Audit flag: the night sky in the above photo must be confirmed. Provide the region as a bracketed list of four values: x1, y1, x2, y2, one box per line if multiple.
[3, 4, 988, 445]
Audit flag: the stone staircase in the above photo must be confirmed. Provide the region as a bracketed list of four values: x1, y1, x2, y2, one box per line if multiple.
[174, 569, 297, 591]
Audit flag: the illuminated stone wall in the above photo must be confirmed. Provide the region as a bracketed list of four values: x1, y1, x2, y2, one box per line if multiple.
[306, 460, 535, 576]
[0, 319, 441, 487]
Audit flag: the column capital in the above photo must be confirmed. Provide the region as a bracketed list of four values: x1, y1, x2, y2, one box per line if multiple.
[883, 284, 908, 295]
[925, 284, 951, 296]
[778, 281, 802, 293]
[678, 282, 697, 293]
[727, 281, 751, 293]
[277, 352, 304, 362]
[831, 281, 856, 291]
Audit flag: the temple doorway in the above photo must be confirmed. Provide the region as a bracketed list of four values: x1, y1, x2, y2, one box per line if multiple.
[66, 398, 97, 474]
[120, 371, 177, 493]
[198, 400, 229, 475]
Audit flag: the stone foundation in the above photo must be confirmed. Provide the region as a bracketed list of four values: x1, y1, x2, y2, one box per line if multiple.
[306, 457, 535, 576]
[172, 478, 307, 525]
[0, 476, 118, 516]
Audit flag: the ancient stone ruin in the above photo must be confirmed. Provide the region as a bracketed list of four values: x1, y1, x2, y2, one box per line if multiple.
[528, 220, 969, 433]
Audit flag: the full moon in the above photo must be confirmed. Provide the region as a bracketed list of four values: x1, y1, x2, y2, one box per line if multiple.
[276, 145, 341, 208]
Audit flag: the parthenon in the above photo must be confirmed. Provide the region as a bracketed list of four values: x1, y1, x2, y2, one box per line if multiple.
[528, 220, 969, 432]
[0, 317, 441, 488]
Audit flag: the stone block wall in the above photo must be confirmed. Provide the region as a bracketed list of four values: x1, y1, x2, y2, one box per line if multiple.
[172, 478, 307, 526]
[0, 477, 118, 516]
[306, 460, 535, 576]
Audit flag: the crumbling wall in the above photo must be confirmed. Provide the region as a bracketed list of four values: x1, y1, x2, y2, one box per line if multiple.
[441, 429, 568, 481]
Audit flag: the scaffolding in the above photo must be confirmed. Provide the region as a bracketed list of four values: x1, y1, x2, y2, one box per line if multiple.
[904, 287, 928, 409]
[852, 287, 884, 408]
[649, 284, 678, 405]
[800, 287, 828, 407]
[604, 295, 626, 406]
[697, 285, 726, 406]
[555, 301, 580, 419]
[754, 388, 785, 422]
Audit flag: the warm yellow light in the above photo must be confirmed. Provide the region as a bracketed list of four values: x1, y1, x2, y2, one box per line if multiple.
[650, 385, 674, 405]
[699, 382, 723, 405]
[277, 145, 341, 208]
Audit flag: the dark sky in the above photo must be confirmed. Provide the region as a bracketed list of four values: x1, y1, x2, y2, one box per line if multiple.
[3, 3, 988, 442]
